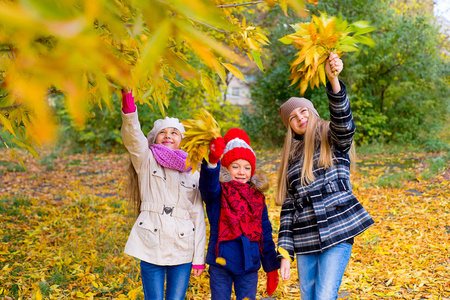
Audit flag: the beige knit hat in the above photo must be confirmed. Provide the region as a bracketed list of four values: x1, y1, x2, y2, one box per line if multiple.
[279, 97, 320, 128]
[147, 116, 185, 146]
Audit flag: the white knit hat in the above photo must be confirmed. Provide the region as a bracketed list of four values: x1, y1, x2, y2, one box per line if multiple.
[147, 117, 185, 146]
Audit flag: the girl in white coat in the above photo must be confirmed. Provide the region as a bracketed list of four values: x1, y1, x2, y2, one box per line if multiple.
[120, 87, 206, 300]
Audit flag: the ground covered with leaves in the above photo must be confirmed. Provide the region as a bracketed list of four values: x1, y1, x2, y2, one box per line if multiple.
[1, 148, 449, 299]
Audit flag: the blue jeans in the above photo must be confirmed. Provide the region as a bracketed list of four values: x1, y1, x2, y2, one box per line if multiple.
[140, 260, 192, 300]
[297, 242, 352, 300]
[209, 265, 258, 300]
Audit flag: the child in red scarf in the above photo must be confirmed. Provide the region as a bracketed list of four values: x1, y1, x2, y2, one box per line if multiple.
[199, 128, 280, 300]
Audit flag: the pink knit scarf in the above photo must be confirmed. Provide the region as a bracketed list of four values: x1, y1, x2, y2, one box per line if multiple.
[150, 144, 192, 172]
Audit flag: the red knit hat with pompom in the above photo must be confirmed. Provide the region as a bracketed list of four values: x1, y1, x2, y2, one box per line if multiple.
[221, 128, 256, 176]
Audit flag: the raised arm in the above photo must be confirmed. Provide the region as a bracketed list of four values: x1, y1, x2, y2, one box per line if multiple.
[120, 89, 149, 173]
[325, 53, 355, 153]
[325, 52, 343, 93]
[199, 161, 222, 206]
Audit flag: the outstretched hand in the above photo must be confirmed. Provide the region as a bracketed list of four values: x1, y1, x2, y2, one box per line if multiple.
[208, 137, 226, 164]
[192, 268, 204, 277]
[266, 270, 279, 296]
[121, 85, 132, 93]
[325, 52, 343, 80]
[280, 258, 291, 281]
[325, 52, 343, 93]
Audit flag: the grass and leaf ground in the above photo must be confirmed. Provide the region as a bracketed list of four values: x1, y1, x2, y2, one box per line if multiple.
[0, 148, 449, 299]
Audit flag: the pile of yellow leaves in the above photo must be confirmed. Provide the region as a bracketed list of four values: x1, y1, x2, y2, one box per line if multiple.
[280, 12, 375, 95]
[0, 148, 449, 299]
[181, 109, 222, 171]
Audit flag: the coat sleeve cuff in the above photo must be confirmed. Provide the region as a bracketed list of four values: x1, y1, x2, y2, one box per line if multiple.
[326, 80, 347, 101]
[192, 264, 206, 269]
[207, 162, 218, 169]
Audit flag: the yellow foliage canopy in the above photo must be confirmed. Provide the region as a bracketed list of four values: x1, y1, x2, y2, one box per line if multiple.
[0, 0, 310, 159]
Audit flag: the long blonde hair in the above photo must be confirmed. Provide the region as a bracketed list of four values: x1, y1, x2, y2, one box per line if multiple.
[126, 160, 141, 219]
[276, 109, 345, 206]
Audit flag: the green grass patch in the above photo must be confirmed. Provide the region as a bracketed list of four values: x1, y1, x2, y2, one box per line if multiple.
[375, 171, 416, 188]
[39, 282, 51, 297]
[421, 152, 450, 180]
[0, 159, 26, 172]
[0, 197, 31, 217]
[40, 152, 58, 171]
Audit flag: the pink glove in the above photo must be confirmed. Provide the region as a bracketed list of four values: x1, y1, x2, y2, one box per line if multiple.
[192, 264, 205, 269]
[121, 90, 136, 114]
[208, 137, 226, 164]
[267, 270, 279, 296]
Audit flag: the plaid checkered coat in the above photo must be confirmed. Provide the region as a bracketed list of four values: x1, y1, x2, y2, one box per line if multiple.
[277, 81, 374, 258]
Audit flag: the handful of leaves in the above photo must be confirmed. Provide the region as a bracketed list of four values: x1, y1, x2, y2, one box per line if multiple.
[280, 12, 375, 95]
[181, 109, 221, 171]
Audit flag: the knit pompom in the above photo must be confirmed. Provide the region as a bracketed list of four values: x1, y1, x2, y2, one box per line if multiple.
[223, 128, 251, 146]
[222, 128, 256, 176]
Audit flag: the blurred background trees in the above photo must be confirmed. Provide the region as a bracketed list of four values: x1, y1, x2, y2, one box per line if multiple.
[242, 0, 449, 150]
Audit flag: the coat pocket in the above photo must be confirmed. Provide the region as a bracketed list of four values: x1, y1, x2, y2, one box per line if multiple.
[151, 169, 166, 182]
[180, 176, 198, 203]
[177, 225, 195, 253]
[136, 219, 160, 249]
[180, 177, 197, 190]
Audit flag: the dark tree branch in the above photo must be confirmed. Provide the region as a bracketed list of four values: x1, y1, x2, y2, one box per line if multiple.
[379, 83, 389, 112]
[8, 46, 16, 60]
[378, 64, 401, 77]
[216, 1, 265, 8]
[0, 134, 8, 148]
[0, 103, 24, 111]
[189, 19, 229, 33]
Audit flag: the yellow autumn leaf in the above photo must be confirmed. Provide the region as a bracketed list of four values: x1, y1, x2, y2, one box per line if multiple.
[245, 37, 261, 51]
[278, 247, 293, 262]
[200, 73, 216, 100]
[127, 288, 139, 299]
[35, 289, 43, 300]
[134, 19, 172, 81]
[216, 257, 227, 266]
[0, 114, 16, 137]
[221, 63, 247, 82]
[213, 59, 227, 85]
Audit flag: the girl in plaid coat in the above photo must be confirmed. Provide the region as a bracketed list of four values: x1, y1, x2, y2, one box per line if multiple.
[276, 53, 374, 300]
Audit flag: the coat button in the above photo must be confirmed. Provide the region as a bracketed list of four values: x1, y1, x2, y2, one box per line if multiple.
[154, 229, 158, 232]
[181, 233, 184, 236]
[193, 228, 195, 231]
[193, 184, 196, 188]
[153, 171, 157, 174]
[139, 222, 143, 225]
[182, 181, 185, 184]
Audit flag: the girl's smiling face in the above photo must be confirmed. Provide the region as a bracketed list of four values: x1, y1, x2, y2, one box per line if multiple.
[155, 127, 182, 150]
[289, 107, 310, 135]
[227, 159, 252, 183]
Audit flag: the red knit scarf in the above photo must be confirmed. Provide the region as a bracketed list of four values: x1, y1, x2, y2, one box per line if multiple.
[216, 180, 265, 255]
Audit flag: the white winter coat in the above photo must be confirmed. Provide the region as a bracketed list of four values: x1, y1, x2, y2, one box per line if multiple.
[121, 111, 206, 266]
